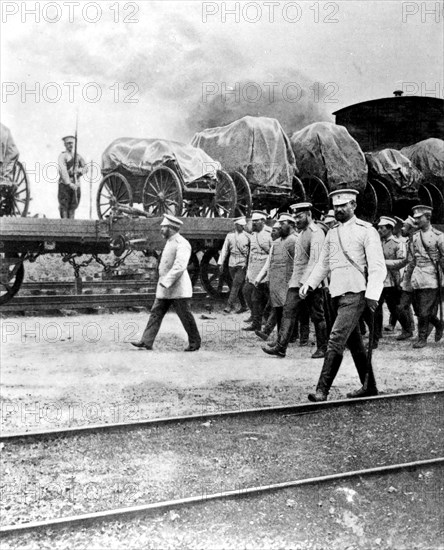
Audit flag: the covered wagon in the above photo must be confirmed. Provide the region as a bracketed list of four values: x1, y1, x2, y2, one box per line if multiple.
[192, 116, 304, 216]
[98, 138, 236, 219]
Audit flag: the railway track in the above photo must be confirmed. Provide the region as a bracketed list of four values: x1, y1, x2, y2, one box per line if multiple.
[1, 390, 443, 537]
[0, 289, 210, 313]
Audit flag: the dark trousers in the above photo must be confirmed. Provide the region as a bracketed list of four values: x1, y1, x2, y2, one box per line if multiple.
[375, 287, 411, 340]
[412, 288, 440, 340]
[397, 290, 415, 334]
[227, 266, 247, 309]
[245, 282, 269, 329]
[141, 298, 201, 348]
[317, 292, 370, 395]
[243, 281, 254, 312]
[279, 288, 325, 351]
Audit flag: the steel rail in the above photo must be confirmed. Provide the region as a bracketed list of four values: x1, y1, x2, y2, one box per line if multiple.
[0, 290, 209, 312]
[1, 456, 442, 536]
[2, 390, 442, 443]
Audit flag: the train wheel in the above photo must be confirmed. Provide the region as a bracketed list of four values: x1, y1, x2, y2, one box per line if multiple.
[371, 178, 393, 218]
[200, 247, 232, 297]
[422, 183, 444, 224]
[301, 176, 329, 219]
[143, 166, 183, 217]
[200, 170, 236, 218]
[356, 182, 378, 222]
[97, 173, 133, 219]
[231, 171, 252, 218]
[0, 253, 25, 305]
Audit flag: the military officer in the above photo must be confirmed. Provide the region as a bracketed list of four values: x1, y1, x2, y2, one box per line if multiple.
[243, 211, 273, 331]
[254, 214, 297, 334]
[373, 216, 412, 346]
[131, 214, 201, 351]
[218, 217, 250, 314]
[405, 205, 444, 348]
[300, 189, 387, 401]
[262, 203, 327, 358]
[58, 135, 86, 219]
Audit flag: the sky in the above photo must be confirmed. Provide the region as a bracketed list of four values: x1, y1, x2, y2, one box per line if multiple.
[1, 0, 443, 218]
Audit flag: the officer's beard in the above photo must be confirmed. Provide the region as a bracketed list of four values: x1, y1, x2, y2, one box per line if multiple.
[280, 225, 291, 238]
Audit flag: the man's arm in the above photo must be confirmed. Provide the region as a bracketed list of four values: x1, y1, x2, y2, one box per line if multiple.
[303, 232, 331, 292]
[58, 153, 71, 186]
[255, 249, 271, 284]
[385, 241, 407, 271]
[218, 235, 231, 266]
[364, 227, 387, 301]
[301, 228, 325, 285]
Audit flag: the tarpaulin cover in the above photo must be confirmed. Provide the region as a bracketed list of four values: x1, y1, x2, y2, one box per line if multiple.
[191, 116, 296, 188]
[290, 122, 367, 192]
[401, 138, 444, 193]
[365, 149, 422, 200]
[0, 123, 19, 166]
[101, 138, 220, 184]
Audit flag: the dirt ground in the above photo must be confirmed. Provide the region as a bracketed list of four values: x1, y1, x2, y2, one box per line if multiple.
[1, 306, 443, 433]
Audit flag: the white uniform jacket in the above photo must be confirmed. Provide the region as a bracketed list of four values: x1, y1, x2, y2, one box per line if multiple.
[156, 233, 193, 299]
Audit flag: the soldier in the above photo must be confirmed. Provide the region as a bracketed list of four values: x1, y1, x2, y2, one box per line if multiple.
[218, 217, 250, 314]
[243, 211, 273, 331]
[373, 216, 412, 347]
[254, 214, 297, 334]
[58, 135, 86, 219]
[322, 209, 336, 230]
[300, 189, 386, 401]
[131, 214, 201, 351]
[396, 216, 417, 341]
[262, 203, 327, 358]
[405, 205, 444, 348]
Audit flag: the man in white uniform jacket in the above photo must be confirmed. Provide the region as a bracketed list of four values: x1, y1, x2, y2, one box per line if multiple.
[131, 215, 201, 351]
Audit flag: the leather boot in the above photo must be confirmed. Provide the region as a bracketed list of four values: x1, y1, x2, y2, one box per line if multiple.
[311, 321, 327, 358]
[430, 315, 443, 342]
[299, 318, 310, 346]
[308, 351, 343, 401]
[413, 317, 429, 348]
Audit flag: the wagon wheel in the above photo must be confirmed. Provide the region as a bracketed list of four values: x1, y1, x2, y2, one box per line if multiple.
[422, 182, 444, 224]
[356, 182, 377, 222]
[97, 173, 133, 219]
[301, 176, 329, 219]
[0, 161, 30, 217]
[181, 199, 202, 217]
[200, 170, 236, 218]
[371, 178, 393, 218]
[0, 253, 25, 305]
[188, 252, 200, 287]
[291, 176, 307, 204]
[231, 171, 252, 217]
[200, 247, 232, 297]
[143, 166, 183, 217]
[417, 183, 433, 209]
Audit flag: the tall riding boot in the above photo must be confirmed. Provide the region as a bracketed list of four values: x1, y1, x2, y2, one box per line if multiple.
[308, 351, 343, 402]
[429, 315, 443, 342]
[299, 319, 310, 346]
[312, 321, 328, 358]
[346, 352, 378, 398]
[413, 317, 429, 348]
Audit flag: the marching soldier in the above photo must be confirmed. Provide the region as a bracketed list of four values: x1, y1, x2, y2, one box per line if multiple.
[262, 203, 327, 359]
[373, 216, 412, 347]
[405, 205, 444, 348]
[58, 135, 86, 219]
[243, 211, 272, 331]
[396, 216, 417, 340]
[300, 189, 386, 401]
[131, 214, 201, 351]
[218, 217, 250, 314]
[254, 214, 297, 334]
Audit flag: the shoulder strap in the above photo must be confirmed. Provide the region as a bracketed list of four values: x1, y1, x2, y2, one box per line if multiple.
[336, 226, 367, 278]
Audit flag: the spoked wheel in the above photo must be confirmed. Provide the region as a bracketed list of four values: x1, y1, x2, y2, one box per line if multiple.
[231, 171, 252, 217]
[301, 176, 329, 219]
[0, 161, 30, 217]
[291, 176, 307, 204]
[371, 178, 393, 218]
[0, 253, 25, 305]
[200, 170, 236, 218]
[356, 182, 378, 222]
[181, 200, 202, 217]
[188, 252, 200, 287]
[97, 173, 133, 219]
[200, 247, 232, 297]
[143, 166, 183, 216]
[418, 183, 433, 209]
[421, 182, 444, 224]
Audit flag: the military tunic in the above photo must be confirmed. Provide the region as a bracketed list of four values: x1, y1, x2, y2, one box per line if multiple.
[218, 231, 250, 268]
[246, 227, 272, 281]
[57, 151, 86, 211]
[407, 227, 444, 290]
